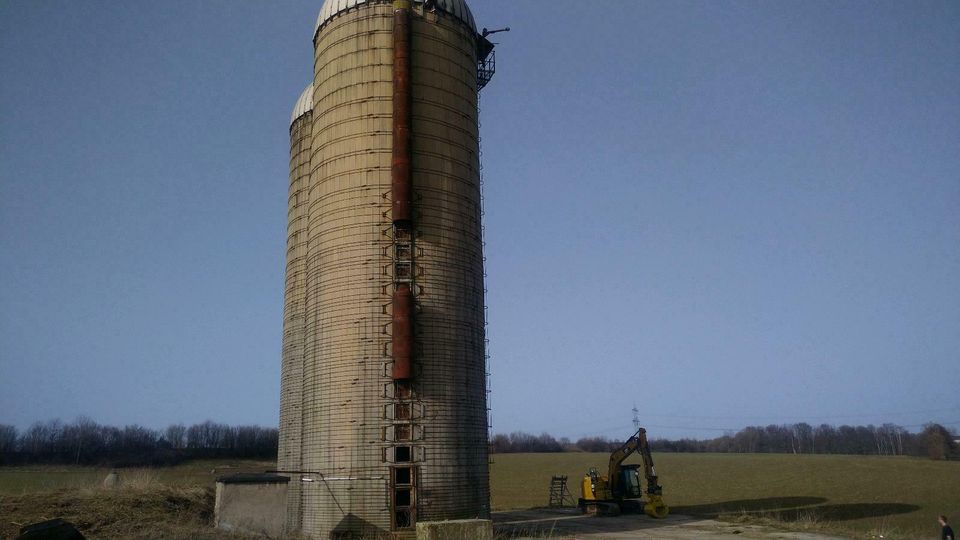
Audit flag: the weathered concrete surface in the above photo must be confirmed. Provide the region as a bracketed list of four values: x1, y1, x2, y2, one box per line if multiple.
[102, 471, 120, 489]
[214, 475, 288, 538]
[417, 518, 493, 540]
[493, 509, 848, 539]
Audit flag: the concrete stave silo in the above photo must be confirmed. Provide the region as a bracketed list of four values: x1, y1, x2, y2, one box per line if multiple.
[280, 82, 314, 532]
[280, 0, 493, 536]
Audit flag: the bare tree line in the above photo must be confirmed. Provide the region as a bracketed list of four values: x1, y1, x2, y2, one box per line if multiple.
[0, 417, 278, 466]
[3, 419, 955, 465]
[491, 422, 958, 460]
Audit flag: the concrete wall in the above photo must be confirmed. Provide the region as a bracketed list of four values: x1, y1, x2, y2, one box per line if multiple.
[408, 8, 489, 522]
[303, 6, 396, 537]
[214, 478, 288, 538]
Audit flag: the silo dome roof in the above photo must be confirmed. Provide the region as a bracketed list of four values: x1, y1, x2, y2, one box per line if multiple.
[314, 0, 476, 37]
[290, 83, 314, 125]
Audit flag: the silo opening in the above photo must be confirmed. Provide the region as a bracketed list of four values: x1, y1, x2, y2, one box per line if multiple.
[394, 467, 412, 485]
[395, 381, 412, 399]
[394, 509, 412, 529]
[391, 464, 417, 530]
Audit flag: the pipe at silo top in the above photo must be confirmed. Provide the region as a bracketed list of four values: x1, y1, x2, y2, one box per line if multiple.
[391, 0, 412, 225]
[392, 284, 414, 380]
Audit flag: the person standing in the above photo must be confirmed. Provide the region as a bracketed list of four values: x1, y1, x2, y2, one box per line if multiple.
[941, 515, 955, 540]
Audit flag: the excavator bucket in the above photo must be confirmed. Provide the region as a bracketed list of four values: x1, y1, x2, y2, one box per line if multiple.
[643, 495, 669, 519]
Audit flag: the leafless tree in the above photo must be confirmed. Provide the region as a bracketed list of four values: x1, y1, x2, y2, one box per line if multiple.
[165, 424, 186, 449]
[0, 424, 17, 453]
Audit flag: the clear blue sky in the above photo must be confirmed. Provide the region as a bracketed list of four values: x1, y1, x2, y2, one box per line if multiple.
[1, 1, 958, 440]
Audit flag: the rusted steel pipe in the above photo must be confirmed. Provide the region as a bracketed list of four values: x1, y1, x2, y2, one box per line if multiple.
[392, 284, 414, 380]
[391, 0, 412, 225]
[391, 0, 415, 382]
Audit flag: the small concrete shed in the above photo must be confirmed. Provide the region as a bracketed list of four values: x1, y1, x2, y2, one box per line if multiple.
[214, 473, 289, 538]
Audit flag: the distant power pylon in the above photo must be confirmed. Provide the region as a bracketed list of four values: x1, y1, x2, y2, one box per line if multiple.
[632, 404, 640, 431]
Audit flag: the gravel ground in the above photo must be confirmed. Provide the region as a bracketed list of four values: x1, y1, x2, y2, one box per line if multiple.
[494, 508, 850, 539]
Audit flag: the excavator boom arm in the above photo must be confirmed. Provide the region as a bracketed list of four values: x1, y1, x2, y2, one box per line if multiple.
[607, 428, 662, 497]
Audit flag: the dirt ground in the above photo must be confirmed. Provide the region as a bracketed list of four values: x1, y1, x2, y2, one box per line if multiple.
[493, 508, 848, 539]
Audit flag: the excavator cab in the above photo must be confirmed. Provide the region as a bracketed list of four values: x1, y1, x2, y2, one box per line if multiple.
[616, 465, 643, 499]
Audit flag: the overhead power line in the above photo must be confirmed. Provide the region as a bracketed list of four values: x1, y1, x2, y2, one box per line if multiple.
[638, 407, 959, 422]
[642, 420, 960, 433]
[537, 416, 960, 438]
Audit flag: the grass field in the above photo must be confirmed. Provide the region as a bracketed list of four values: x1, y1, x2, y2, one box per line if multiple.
[491, 452, 959, 539]
[0, 460, 275, 494]
[1, 454, 957, 538]
[0, 461, 272, 539]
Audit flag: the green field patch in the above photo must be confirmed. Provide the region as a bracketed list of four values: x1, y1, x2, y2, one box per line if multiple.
[489, 452, 958, 539]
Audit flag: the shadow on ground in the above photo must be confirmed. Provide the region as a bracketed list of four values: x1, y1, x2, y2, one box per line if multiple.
[493, 508, 700, 538]
[756, 503, 921, 522]
[673, 497, 920, 521]
[671, 496, 827, 516]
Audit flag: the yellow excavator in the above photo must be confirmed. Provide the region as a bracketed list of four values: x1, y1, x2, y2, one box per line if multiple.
[578, 427, 669, 518]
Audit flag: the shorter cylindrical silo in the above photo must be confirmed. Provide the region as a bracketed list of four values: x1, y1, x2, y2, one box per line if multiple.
[278, 82, 313, 533]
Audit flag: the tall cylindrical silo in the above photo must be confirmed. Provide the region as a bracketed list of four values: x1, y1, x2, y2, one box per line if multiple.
[280, 0, 491, 536]
[279, 82, 314, 532]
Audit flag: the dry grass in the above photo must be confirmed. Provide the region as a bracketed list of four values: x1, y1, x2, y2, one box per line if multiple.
[0, 460, 275, 495]
[0, 476, 255, 539]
